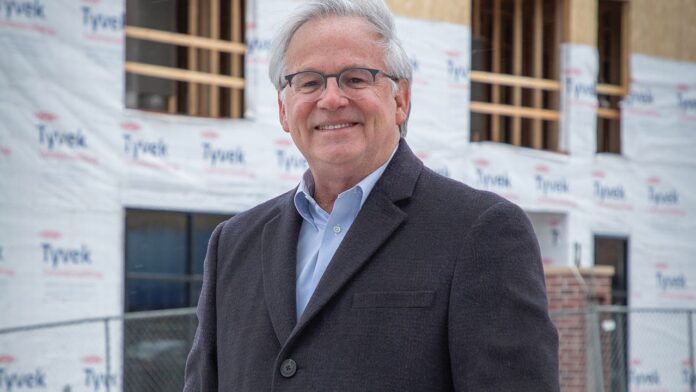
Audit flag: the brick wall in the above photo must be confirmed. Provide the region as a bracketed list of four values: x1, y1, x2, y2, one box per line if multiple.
[545, 266, 615, 392]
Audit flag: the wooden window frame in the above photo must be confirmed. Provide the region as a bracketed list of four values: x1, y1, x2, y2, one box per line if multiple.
[125, 0, 245, 118]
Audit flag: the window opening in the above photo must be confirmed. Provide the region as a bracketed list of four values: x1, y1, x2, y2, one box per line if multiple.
[596, 0, 629, 154]
[124, 209, 229, 312]
[125, 0, 245, 118]
[471, 0, 563, 151]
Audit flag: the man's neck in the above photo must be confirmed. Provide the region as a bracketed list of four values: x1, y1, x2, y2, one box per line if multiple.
[312, 175, 360, 213]
[309, 144, 398, 213]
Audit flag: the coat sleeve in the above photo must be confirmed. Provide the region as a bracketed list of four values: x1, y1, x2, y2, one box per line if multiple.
[448, 201, 559, 391]
[184, 221, 224, 392]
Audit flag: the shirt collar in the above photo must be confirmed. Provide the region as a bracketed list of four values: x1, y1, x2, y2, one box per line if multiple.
[294, 145, 398, 224]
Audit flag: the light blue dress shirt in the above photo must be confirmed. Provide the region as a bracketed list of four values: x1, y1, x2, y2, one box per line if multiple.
[293, 149, 396, 320]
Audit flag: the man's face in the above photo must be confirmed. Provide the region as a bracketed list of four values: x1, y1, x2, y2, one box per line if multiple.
[278, 16, 409, 178]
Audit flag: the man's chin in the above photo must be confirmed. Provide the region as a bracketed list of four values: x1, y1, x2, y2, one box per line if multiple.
[313, 148, 365, 168]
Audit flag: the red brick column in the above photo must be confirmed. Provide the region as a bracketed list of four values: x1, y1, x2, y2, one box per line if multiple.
[544, 266, 614, 392]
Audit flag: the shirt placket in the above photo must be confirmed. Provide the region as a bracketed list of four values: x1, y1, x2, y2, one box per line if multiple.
[310, 189, 361, 285]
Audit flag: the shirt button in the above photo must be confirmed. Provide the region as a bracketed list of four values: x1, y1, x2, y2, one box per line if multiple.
[333, 225, 341, 234]
[280, 358, 297, 378]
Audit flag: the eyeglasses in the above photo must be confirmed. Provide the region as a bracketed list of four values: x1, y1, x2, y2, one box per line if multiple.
[282, 67, 398, 100]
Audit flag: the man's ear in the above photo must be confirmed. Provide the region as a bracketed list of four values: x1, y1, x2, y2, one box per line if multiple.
[394, 80, 410, 126]
[278, 92, 290, 132]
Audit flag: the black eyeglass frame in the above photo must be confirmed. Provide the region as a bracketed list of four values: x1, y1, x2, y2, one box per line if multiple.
[282, 67, 399, 91]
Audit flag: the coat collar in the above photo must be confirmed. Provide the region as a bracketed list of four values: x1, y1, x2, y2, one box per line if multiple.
[262, 139, 424, 345]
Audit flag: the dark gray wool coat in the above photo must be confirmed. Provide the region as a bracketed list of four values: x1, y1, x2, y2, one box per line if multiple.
[184, 139, 560, 392]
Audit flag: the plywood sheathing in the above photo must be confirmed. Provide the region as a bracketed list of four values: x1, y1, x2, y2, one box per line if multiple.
[566, 0, 597, 46]
[632, 0, 696, 62]
[386, 0, 470, 25]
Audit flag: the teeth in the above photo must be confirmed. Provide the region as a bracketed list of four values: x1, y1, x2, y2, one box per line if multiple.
[317, 123, 353, 130]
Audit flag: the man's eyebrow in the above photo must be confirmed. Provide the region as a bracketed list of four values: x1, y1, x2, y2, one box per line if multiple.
[289, 65, 372, 74]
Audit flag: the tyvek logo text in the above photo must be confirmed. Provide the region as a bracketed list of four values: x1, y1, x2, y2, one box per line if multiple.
[42, 243, 92, 268]
[593, 181, 625, 201]
[38, 125, 87, 150]
[122, 134, 167, 160]
[536, 175, 569, 196]
[202, 143, 245, 166]
[0, 368, 47, 391]
[81, 6, 123, 33]
[0, 0, 44, 20]
[84, 368, 116, 391]
[476, 168, 511, 189]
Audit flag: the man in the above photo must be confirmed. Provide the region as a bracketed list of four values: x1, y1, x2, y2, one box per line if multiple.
[184, 0, 559, 391]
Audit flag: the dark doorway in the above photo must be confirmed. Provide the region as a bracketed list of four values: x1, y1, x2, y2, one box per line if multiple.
[595, 235, 629, 392]
[595, 235, 628, 306]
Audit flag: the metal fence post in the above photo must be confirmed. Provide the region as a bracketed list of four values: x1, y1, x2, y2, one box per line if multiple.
[618, 309, 627, 392]
[586, 304, 606, 392]
[104, 319, 111, 392]
[688, 311, 695, 392]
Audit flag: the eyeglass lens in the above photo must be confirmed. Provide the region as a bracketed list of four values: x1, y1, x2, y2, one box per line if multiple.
[291, 68, 376, 96]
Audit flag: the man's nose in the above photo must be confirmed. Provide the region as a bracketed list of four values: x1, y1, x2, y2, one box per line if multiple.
[316, 77, 348, 110]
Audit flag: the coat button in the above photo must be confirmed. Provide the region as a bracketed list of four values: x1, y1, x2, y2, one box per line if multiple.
[280, 358, 297, 378]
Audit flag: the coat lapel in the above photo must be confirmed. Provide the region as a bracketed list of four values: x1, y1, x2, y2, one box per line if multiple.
[294, 192, 406, 330]
[293, 139, 424, 335]
[261, 192, 302, 345]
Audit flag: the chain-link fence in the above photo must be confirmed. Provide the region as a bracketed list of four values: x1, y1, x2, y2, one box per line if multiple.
[122, 309, 197, 392]
[2, 306, 696, 391]
[0, 308, 196, 392]
[551, 306, 696, 392]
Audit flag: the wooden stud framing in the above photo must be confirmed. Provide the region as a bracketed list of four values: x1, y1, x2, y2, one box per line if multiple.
[491, 0, 502, 142]
[470, 102, 560, 121]
[126, 0, 246, 119]
[532, 0, 544, 149]
[125, 62, 245, 89]
[621, 0, 630, 91]
[188, 0, 199, 116]
[597, 108, 620, 120]
[167, 96, 177, 114]
[595, 0, 630, 154]
[596, 84, 627, 96]
[124, 26, 245, 54]
[198, 0, 211, 116]
[550, 0, 568, 151]
[511, 0, 523, 146]
[469, 0, 564, 151]
[209, 0, 220, 118]
[470, 71, 561, 90]
[619, 0, 630, 153]
[231, 0, 243, 118]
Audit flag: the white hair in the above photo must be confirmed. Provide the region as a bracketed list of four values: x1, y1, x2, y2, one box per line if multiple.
[268, 0, 412, 136]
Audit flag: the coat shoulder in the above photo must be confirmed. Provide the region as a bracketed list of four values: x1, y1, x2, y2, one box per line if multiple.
[217, 189, 294, 238]
[417, 166, 518, 220]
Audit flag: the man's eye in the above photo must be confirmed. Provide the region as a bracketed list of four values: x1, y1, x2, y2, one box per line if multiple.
[343, 77, 369, 88]
[299, 80, 321, 90]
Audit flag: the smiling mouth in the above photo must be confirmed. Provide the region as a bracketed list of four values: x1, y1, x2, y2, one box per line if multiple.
[315, 122, 358, 130]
